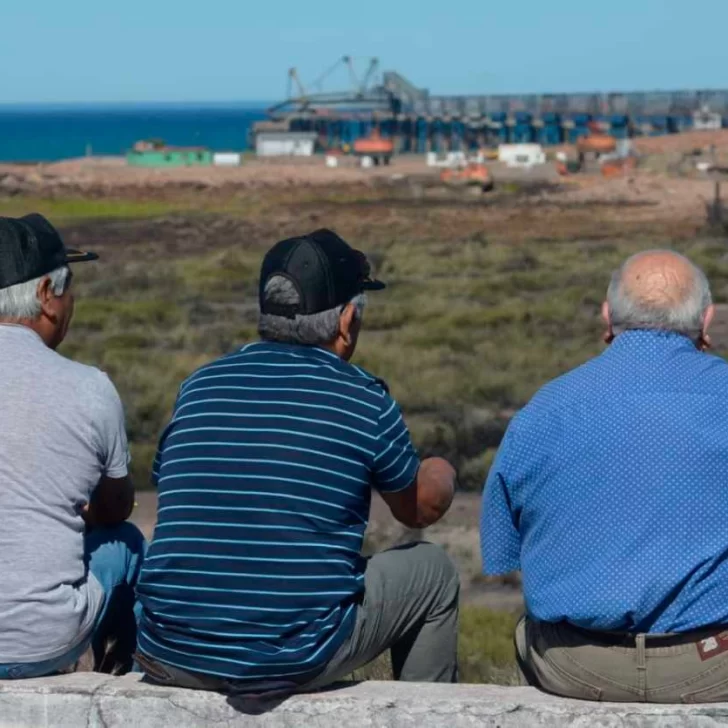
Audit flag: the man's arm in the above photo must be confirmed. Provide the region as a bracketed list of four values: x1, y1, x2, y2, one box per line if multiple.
[83, 475, 135, 527]
[371, 390, 457, 528]
[85, 372, 133, 527]
[480, 427, 521, 575]
[380, 457, 456, 529]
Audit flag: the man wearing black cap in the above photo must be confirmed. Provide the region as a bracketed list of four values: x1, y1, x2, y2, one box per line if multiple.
[0, 214, 145, 679]
[136, 229, 459, 694]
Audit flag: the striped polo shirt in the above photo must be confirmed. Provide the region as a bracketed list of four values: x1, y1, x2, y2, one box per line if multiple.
[136, 341, 419, 682]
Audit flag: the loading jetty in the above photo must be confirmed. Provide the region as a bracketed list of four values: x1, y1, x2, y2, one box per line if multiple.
[252, 57, 728, 153]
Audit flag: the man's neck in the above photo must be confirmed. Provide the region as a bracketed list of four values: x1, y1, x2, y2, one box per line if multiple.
[322, 341, 350, 361]
[612, 328, 700, 349]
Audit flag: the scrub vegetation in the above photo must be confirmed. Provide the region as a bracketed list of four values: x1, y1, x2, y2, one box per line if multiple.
[3, 179, 727, 683]
[5, 185, 722, 489]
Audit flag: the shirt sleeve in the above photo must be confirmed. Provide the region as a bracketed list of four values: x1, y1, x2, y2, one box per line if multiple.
[151, 444, 163, 488]
[371, 391, 420, 494]
[151, 421, 173, 488]
[480, 426, 521, 575]
[152, 388, 181, 487]
[92, 372, 131, 480]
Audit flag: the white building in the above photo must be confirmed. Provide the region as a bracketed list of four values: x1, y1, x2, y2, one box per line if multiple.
[497, 144, 546, 168]
[213, 152, 242, 166]
[255, 132, 318, 157]
[693, 107, 723, 131]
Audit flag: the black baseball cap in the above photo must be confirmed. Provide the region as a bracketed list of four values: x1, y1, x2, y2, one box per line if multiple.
[259, 229, 385, 318]
[0, 213, 98, 290]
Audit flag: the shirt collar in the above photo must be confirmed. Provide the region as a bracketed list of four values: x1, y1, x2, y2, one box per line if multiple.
[249, 340, 344, 364]
[0, 323, 46, 346]
[609, 328, 699, 353]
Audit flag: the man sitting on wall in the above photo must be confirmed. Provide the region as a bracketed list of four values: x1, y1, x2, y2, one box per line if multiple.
[0, 214, 145, 679]
[481, 249, 728, 703]
[136, 229, 459, 694]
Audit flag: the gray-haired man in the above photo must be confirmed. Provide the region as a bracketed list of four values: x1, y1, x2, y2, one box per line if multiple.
[137, 229, 459, 696]
[0, 214, 145, 679]
[481, 249, 728, 703]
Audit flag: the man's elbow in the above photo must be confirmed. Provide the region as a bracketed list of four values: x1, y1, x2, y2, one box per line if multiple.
[384, 457, 456, 529]
[393, 509, 428, 530]
[406, 502, 449, 529]
[85, 478, 135, 527]
[416, 457, 456, 525]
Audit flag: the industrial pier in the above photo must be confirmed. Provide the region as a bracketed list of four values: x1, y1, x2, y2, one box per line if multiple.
[253, 58, 728, 153]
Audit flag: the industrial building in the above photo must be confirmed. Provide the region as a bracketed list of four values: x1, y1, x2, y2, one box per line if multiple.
[126, 140, 244, 167]
[255, 131, 318, 157]
[127, 142, 213, 167]
[252, 58, 728, 154]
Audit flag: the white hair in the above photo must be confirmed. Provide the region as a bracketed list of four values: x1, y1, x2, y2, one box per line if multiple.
[258, 276, 367, 346]
[0, 266, 71, 320]
[607, 251, 712, 336]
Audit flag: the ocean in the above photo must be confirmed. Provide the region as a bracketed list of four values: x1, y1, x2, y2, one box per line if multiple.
[0, 105, 269, 162]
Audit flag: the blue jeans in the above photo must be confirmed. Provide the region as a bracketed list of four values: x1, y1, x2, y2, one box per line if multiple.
[0, 521, 146, 679]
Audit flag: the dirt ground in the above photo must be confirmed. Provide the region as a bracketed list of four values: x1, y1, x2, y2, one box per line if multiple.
[19, 127, 728, 616]
[2, 127, 728, 200]
[0, 155, 435, 192]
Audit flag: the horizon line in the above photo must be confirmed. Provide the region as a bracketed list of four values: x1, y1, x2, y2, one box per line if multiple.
[0, 101, 274, 110]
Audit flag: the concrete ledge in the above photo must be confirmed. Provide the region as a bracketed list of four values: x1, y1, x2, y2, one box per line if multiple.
[2, 674, 728, 727]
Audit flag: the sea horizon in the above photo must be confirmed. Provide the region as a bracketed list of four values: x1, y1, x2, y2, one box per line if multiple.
[0, 104, 271, 163]
[0, 101, 273, 112]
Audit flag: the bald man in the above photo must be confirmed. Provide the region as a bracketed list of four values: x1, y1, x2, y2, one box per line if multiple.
[480, 250, 728, 703]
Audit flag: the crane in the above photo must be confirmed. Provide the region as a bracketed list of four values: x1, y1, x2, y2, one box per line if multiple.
[269, 57, 389, 117]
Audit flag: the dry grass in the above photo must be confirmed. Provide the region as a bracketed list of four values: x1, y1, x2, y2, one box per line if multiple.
[4, 176, 725, 684]
[1, 182, 726, 489]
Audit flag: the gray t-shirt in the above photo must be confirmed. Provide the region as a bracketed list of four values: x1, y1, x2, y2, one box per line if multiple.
[0, 324, 130, 663]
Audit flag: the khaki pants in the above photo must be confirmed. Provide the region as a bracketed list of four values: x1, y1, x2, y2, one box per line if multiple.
[516, 616, 728, 703]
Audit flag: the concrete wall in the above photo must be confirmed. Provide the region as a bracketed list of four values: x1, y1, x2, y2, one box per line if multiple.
[2, 674, 728, 727]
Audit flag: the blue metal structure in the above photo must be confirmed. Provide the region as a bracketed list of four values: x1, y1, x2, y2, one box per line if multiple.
[256, 61, 728, 151]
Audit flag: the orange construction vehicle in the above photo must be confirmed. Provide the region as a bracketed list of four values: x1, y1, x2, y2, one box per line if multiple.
[352, 129, 394, 165]
[576, 122, 617, 155]
[440, 163, 492, 191]
[601, 157, 636, 178]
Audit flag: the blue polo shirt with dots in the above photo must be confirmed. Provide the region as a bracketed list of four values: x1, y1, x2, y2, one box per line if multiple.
[481, 329, 728, 633]
[137, 341, 419, 682]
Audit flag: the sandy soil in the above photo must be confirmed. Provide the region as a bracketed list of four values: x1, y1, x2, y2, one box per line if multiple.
[20, 128, 728, 616]
[0, 133, 725, 234]
[0, 155, 435, 192]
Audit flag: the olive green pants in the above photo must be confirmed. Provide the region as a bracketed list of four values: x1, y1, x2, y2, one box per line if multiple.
[516, 616, 728, 703]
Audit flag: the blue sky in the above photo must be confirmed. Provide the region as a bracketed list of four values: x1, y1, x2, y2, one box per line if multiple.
[3, 0, 728, 103]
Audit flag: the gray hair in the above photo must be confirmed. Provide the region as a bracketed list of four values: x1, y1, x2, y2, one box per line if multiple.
[0, 266, 71, 320]
[258, 275, 367, 346]
[607, 251, 712, 336]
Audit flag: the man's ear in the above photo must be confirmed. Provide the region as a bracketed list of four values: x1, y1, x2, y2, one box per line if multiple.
[601, 300, 614, 344]
[36, 276, 57, 319]
[338, 303, 357, 346]
[700, 304, 715, 351]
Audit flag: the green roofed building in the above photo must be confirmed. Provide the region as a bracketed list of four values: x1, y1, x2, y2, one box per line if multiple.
[127, 139, 213, 167]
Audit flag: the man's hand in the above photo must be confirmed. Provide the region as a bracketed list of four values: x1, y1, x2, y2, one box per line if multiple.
[381, 457, 456, 529]
[83, 474, 135, 528]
